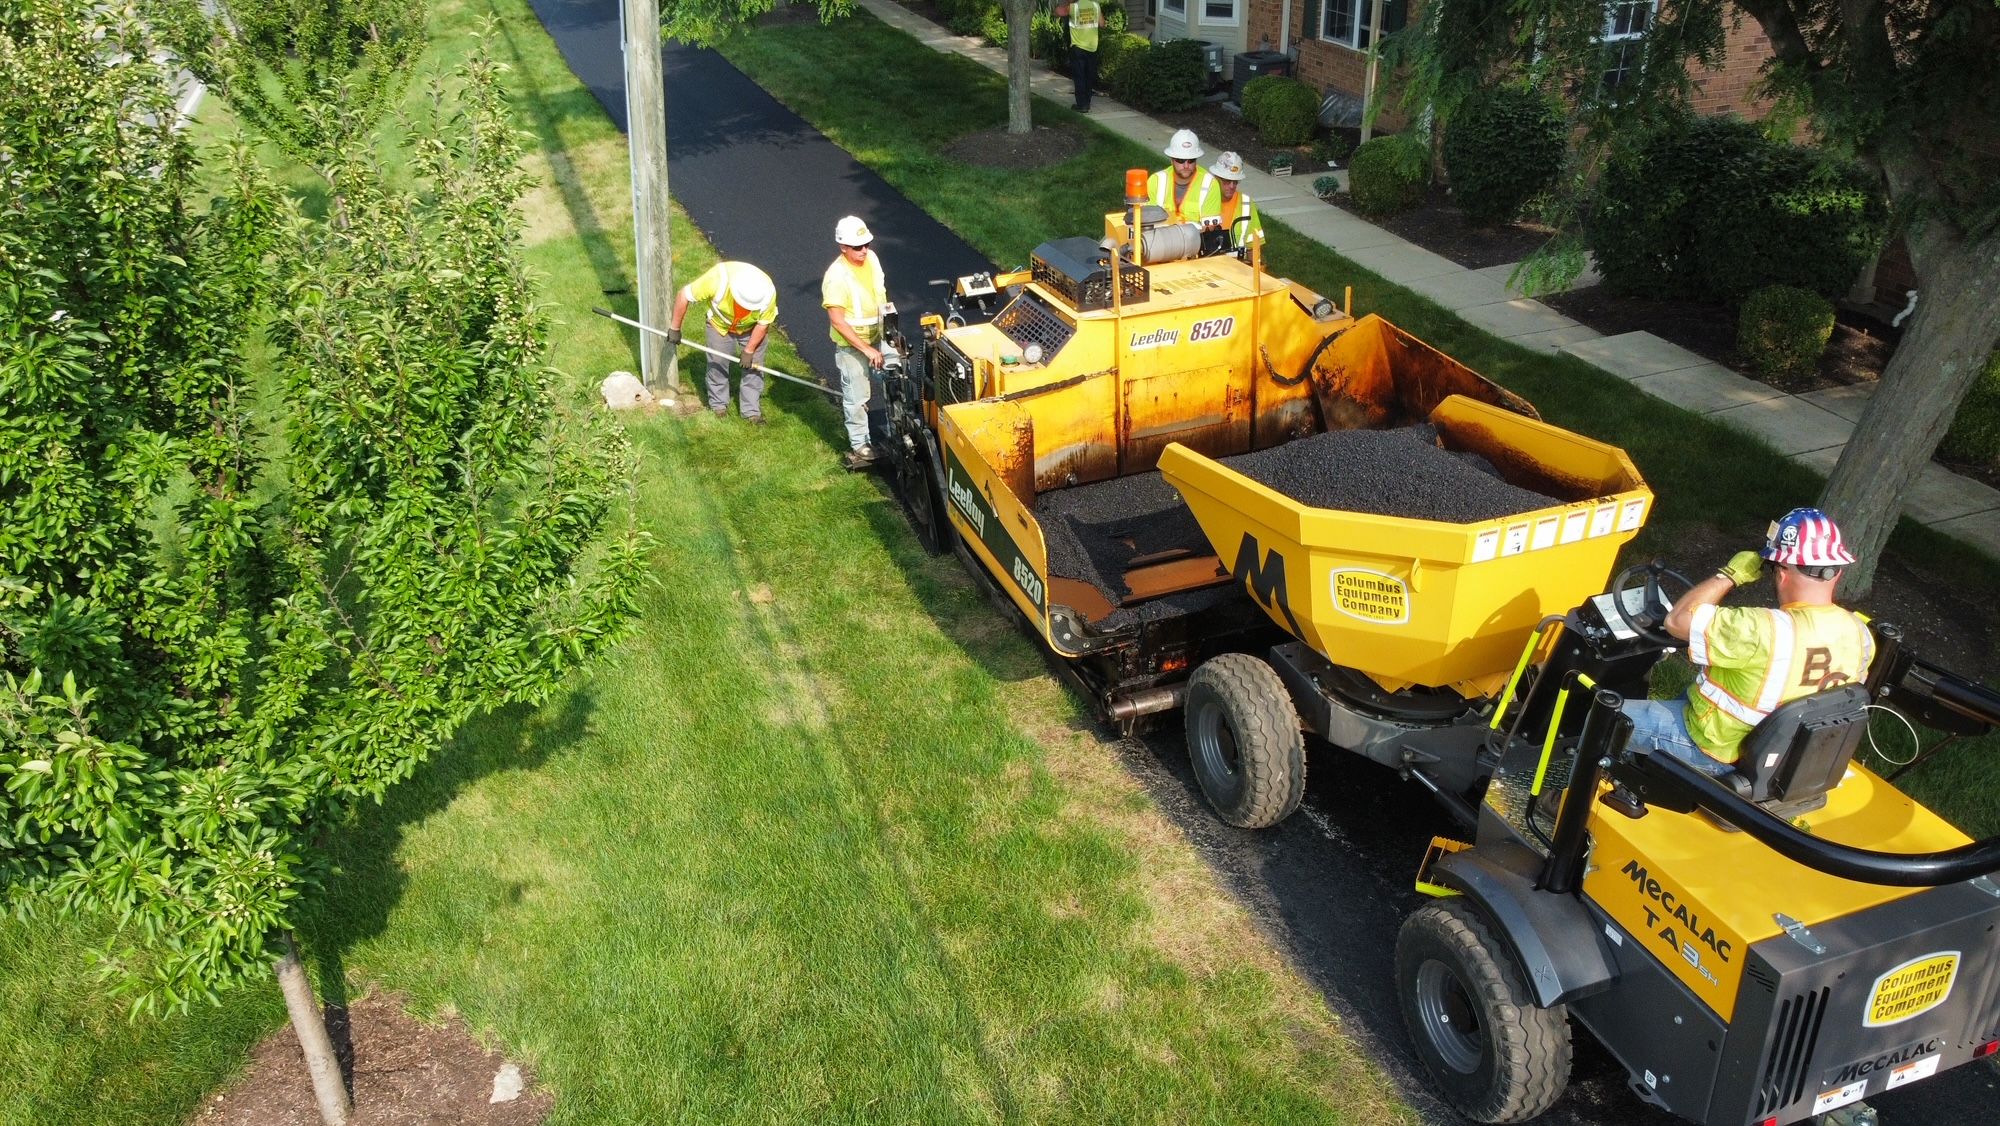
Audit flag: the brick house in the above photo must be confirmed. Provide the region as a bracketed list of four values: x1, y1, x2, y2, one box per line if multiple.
[1217, 1, 1919, 303]
[1230, 0, 1778, 130]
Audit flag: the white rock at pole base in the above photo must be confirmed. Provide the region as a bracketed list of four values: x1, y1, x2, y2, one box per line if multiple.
[600, 371, 654, 410]
[490, 1062, 525, 1103]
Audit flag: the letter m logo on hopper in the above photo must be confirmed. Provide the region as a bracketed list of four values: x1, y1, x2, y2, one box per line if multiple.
[1233, 532, 1305, 638]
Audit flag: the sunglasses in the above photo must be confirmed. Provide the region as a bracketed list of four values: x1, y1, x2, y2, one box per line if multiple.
[1172, 158, 1196, 165]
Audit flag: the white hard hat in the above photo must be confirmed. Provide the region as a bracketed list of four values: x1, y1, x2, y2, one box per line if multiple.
[1208, 151, 1245, 181]
[835, 215, 873, 246]
[731, 268, 775, 311]
[1163, 129, 1203, 160]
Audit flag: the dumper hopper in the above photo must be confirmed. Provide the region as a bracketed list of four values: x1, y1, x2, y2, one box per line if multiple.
[1158, 396, 1650, 694]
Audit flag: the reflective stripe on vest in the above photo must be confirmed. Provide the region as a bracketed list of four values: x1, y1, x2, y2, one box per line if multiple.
[840, 252, 885, 328]
[1692, 607, 1796, 727]
[1151, 172, 1211, 221]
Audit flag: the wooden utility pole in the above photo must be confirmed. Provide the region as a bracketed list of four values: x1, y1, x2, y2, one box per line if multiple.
[622, 0, 679, 398]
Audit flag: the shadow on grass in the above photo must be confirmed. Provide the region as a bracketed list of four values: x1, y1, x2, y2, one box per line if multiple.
[297, 687, 600, 1041]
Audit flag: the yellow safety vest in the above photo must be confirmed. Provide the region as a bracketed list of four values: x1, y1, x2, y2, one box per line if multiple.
[821, 249, 887, 346]
[1147, 168, 1214, 225]
[1685, 602, 1876, 761]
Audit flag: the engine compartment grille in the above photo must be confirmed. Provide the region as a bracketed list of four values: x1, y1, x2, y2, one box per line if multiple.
[993, 293, 1075, 360]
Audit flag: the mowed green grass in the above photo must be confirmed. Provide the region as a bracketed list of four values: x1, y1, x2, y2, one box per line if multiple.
[719, 13, 2000, 835]
[0, 2, 1413, 1123]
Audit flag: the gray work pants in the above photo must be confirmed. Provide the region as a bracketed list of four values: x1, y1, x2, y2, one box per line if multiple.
[705, 321, 768, 417]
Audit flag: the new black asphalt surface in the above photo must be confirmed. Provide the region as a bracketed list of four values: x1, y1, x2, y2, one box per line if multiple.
[528, 7, 2000, 1122]
[526, 0, 988, 386]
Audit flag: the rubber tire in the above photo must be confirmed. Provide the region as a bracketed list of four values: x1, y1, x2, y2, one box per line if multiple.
[1183, 653, 1305, 828]
[1395, 899, 1572, 1124]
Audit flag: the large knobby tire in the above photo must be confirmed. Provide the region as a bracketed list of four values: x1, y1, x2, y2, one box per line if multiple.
[1183, 653, 1305, 828]
[1396, 899, 1572, 1124]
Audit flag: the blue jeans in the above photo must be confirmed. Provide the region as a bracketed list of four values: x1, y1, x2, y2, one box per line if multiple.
[835, 343, 881, 452]
[1623, 699, 1736, 777]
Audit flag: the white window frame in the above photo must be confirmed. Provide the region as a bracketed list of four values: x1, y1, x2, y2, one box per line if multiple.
[1317, 0, 1387, 52]
[1163, 0, 1186, 18]
[1201, 0, 1240, 29]
[1598, 0, 1657, 92]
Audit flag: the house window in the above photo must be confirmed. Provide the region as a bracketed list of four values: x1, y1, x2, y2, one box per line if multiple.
[1203, 0, 1238, 25]
[1599, 0, 1656, 91]
[1163, 0, 1185, 16]
[1317, 0, 1405, 52]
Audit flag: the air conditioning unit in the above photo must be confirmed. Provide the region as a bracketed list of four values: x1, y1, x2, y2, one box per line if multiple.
[1168, 38, 1227, 91]
[1231, 50, 1290, 106]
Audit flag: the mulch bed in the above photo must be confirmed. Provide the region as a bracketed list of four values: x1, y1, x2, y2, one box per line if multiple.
[1542, 287, 1898, 394]
[943, 124, 1090, 169]
[192, 993, 552, 1126]
[1326, 186, 1556, 271]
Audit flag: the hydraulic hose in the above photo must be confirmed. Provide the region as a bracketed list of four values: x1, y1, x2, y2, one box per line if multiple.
[1649, 753, 2000, 887]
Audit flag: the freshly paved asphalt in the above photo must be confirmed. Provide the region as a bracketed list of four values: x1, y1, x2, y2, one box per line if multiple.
[527, 6, 2000, 1123]
[526, 0, 990, 385]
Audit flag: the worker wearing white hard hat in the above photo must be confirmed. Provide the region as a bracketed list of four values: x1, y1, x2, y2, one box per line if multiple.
[823, 215, 891, 469]
[1200, 151, 1265, 251]
[1622, 507, 1872, 777]
[667, 261, 779, 422]
[1147, 129, 1214, 224]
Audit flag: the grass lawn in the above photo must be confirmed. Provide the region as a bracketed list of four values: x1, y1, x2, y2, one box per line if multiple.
[717, 11, 2000, 836]
[0, 2, 1413, 1123]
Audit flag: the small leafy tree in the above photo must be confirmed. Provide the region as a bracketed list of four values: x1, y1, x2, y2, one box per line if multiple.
[161, 0, 429, 165]
[3, 7, 641, 1124]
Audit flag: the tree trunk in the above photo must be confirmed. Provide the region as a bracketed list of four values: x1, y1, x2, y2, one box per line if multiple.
[1005, 0, 1034, 134]
[275, 931, 352, 1126]
[1819, 226, 2000, 597]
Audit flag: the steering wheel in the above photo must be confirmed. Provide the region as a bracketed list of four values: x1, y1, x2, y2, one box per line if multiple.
[1607, 561, 1696, 647]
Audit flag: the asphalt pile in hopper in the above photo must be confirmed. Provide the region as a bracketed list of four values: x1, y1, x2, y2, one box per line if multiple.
[1225, 427, 1556, 524]
[1036, 426, 1560, 619]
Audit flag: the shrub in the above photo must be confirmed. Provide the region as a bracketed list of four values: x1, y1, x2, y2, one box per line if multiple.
[1111, 37, 1205, 113]
[1442, 84, 1564, 225]
[1313, 174, 1340, 199]
[1245, 76, 1320, 146]
[1738, 285, 1835, 384]
[1589, 114, 1887, 303]
[1311, 131, 1353, 167]
[1240, 73, 1286, 125]
[941, 0, 990, 37]
[1941, 351, 2000, 471]
[981, 7, 1009, 46]
[1347, 135, 1427, 216]
[1096, 31, 1151, 92]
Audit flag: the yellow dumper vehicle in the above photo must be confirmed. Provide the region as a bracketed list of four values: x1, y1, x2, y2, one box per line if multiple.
[874, 179, 2000, 1126]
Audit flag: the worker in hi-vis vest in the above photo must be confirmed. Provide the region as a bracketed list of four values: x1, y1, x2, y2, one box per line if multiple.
[1054, 0, 1101, 113]
[1147, 129, 1215, 225]
[666, 261, 778, 422]
[1623, 507, 1875, 775]
[822, 215, 890, 470]
[1200, 151, 1265, 252]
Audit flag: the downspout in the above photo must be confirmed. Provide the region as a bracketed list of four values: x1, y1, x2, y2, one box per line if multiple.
[1358, 0, 1387, 144]
[1279, 0, 1292, 54]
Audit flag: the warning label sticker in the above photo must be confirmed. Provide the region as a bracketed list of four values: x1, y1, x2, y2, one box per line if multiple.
[1865, 952, 1959, 1027]
[1332, 569, 1410, 624]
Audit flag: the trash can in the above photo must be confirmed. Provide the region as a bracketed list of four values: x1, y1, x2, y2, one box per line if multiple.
[1231, 50, 1290, 106]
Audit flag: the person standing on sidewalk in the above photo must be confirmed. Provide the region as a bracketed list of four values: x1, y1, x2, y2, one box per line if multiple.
[1055, 0, 1101, 113]
[667, 261, 778, 422]
[823, 215, 890, 469]
[1148, 129, 1214, 224]
[1201, 151, 1265, 253]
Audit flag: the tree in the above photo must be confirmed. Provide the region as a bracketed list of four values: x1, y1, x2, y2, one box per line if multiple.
[163, 0, 428, 165]
[1, 7, 642, 1125]
[1003, 0, 1036, 134]
[1392, 1, 2000, 595]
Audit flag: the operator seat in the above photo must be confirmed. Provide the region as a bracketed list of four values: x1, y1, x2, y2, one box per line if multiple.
[1725, 684, 1872, 807]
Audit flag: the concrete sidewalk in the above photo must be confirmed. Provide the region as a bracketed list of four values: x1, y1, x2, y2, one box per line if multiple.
[856, 0, 2000, 562]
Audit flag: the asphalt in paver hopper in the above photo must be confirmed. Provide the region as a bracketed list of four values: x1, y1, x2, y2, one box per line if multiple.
[871, 182, 2000, 1126]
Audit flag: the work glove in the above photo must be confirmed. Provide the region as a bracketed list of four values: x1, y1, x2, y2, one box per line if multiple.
[663, 326, 682, 346]
[1719, 550, 1764, 587]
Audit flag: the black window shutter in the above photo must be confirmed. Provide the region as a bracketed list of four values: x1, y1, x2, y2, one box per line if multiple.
[1302, 0, 1322, 41]
[1384, 0, 1408, 35]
